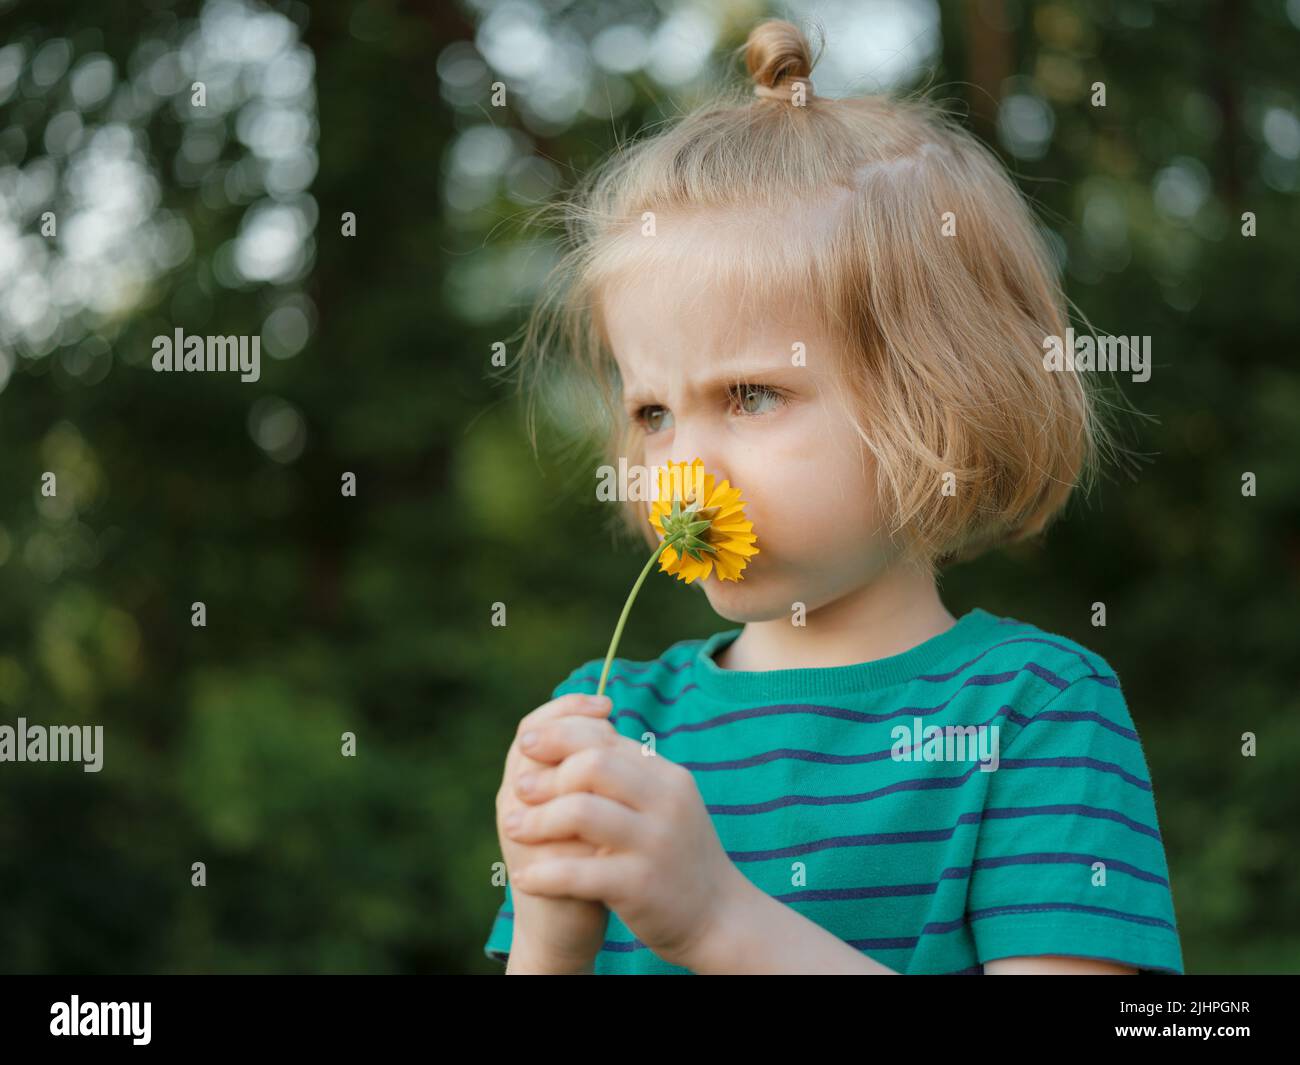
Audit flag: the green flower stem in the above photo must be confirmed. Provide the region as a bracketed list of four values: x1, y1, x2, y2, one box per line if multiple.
[596, 537, 674, 698]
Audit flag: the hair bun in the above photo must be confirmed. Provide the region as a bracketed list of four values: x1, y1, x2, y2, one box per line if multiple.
[744, 19, 816, 101]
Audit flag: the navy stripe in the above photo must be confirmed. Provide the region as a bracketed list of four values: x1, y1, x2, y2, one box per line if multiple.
[769, 852, 1169, 903]
[971, 851, 1170, 887]
[774, 882, 943, 902]
[980, 803, 1162, 841]
[571, 660, 1099, 710]
[725, 803, 1161, 861]
[844, 935, 919, 950]
[679, 705, 1015, 770]
[707, 760, 991, 814]
[1010, 707, 1138, 740]
[919, 635, 1106, 682]
[601, 663, 1093, 733]
[676, 701, 1142, 773]
[707, 757, 1152, 816]
[1000, 756, 1152, 791]
[967, 901, 1177, 933]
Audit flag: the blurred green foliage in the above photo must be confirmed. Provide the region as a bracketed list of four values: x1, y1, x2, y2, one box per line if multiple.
[0, 0, 1296, 974]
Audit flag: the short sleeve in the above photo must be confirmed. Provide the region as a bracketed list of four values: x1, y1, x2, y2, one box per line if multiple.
[483, 666, 597, 967]
[483, 880, 515, 965]
[968, 674, 1185, 974]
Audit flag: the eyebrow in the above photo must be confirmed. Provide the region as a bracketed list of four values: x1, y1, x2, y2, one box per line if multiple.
[621, 363, 801, 407]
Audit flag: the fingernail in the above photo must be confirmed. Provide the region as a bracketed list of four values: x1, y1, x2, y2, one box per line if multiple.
[586, 695, 611, 711]
[504, 811, 522, 829]
[517, 773, 535, 794]
[520, 731, 537, 750]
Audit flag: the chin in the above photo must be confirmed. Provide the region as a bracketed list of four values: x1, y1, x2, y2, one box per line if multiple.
[699, 571, 790, 624]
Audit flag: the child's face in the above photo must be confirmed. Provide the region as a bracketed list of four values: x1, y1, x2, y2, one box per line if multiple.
[602, 250, 897, 624]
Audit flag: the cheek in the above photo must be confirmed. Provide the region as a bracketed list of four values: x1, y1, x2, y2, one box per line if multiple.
[733, 421, 880, 559]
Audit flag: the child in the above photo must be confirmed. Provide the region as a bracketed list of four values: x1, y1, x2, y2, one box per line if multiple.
[484, 18, 1183, 975]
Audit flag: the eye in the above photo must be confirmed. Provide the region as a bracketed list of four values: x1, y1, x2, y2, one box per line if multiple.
[634, 405, 674, 434]
[730, 383, 786, 416]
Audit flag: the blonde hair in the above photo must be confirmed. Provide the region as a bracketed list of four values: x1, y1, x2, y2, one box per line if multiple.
[509, 17, 1114, 572]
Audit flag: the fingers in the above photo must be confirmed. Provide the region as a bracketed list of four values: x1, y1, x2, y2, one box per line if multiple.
[515, 741, 657, 810]
[525, 837, 598, 860]
[512, 852, 637, 903]
[518, 713, 620, 766]
[504, 791, 641, 851]
[506, 693, 613, 776]
[518, 693, 612, 737]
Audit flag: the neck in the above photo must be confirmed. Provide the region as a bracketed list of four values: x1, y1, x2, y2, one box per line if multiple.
[718, 563, 956, 672]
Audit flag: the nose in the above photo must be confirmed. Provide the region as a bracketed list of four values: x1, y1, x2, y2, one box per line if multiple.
[663, 441, 726, 503]
[647, 415, 727, 500]
[663, 414, 715, 471]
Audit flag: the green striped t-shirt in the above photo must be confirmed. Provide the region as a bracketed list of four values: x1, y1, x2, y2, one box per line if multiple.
[484, 607, 1184, 974]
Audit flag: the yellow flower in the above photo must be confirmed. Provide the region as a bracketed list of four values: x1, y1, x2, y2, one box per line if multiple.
[648, 458, 760, 584]
[594, 458, 760, 696]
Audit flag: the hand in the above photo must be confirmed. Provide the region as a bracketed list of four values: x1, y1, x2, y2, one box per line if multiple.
[504, 713, 746, 971]
[495, 693, 613, 972]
